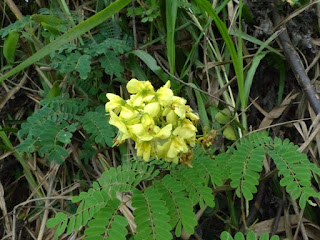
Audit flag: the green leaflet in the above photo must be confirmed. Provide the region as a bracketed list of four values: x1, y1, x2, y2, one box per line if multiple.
[75, 54, 92, 79]
[0, 0, 132, 83]
[192, 148, 224, 186]
[47, 131, 320, 238]
[176, 166, 215, 208]
[17, 96, 116, 164]
[80, 111, 115, 147]
[268, 138, 320, 208]
[18, 120, 78, 164]
[18, 97, 87, 138]
[132, 187, 172, 240]
[220, 231, 288, 240]
[154, 175, 197, 236]
[31, 14, 63, 25]
[230, 144, 265, 201]
[0, 16, 30, 38]
[99, 51, 124, 77]
[3, 30, 20, 64]
[84, 201, 128, 240]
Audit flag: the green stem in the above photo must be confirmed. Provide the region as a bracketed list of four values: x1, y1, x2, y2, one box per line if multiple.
[226, 190, 239, 229]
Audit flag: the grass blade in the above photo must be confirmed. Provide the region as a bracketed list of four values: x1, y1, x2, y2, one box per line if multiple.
[195, 0, 244, 108]
[243, 29, 284, 107]
[166, 0, 178, 75]
[130, 50, 169, 83]
[229, 29, 283, 57]
[243, 51, 268, 107]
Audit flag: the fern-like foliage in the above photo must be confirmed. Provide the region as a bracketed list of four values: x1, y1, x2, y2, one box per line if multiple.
[47, 155, 219, 239]
[18, 119, 78, 163]
[213, 132, 320, 208]
[132, 187, 172, 240]
[192, 147, 224, 187]
[18, 96, 87, 138]
[220, 231, 287, 240]
[229, 143, 265, 201]
[47, 160, 162, 239]
[153, 175, 197, 237]
[214, 132, 271, 202]
[84, 199, 128, 240]
[47, 132, 320, 239]
[80, 111, 115, 147]
[51, 33, 131, 79]
[268, 137, 320, 208]
[17, 96, 115, 164]
[175, 166, 215, 208]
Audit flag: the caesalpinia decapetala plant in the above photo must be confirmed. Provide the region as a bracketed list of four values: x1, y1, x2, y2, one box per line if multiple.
[105, 79, 199, 164]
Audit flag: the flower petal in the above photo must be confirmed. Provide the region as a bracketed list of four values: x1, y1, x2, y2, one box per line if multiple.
[167, 137, 188, 159]
[105, 93, 125, 112]
[109, 111, 130, 142]
[173, 119, 197, 139]
[119, 106, 138, 120]
[166, 110, 178, 124]
[128, 124, 153, 141]
[136, 141, 152, 161]
[154, 124, 172, 139]
[127, 79, 144, 93]
[144, 102, 160, 118]
[156, 81, 173, 106]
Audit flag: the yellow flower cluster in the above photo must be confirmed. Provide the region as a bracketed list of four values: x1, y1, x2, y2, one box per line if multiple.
[105, 79, 199, 164]
[283, 0, 295, 6]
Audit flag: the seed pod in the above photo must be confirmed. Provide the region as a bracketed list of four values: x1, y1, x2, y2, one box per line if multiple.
[223, 125, 237, 141]
[215, 108, 232, 124]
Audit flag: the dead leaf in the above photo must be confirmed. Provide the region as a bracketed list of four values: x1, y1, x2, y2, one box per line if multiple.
[259, 92, 299, 129]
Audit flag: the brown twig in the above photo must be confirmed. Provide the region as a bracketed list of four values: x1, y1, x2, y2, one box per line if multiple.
[271, 200, 284, 236]
[5, 0, 23, 20]
[290, 196, 309, 240]
[272, 6, 320, 115]
[0, 73, 28, 111]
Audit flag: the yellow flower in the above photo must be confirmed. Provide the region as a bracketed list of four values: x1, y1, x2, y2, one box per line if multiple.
[126, 79, 155, 107]
[141, 113, 154, 129]
[283, 0, 295, 6]
[128, 115, 172, 142]
[156, 81, 173, 106]
[106, 79, 199, 164]
[154, 124, 172, 139]
[172, 96, 187, 119]
[128, 123, 153, 141]
[126, 78, 153, 93]
[144, 102, 160, 118]
[105, 93, 125, 114]
[162, 97, 187, 123]
[173, 119, 197, 139]
[119, 106, 138, 121]
[156, 136, 189, 164]
[136, 141, 153, 162]
[164, 108, 178, 125]
[127, 113, 154, 141]
[109, 111, 131, 144]
[186, 106, 199, 121]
